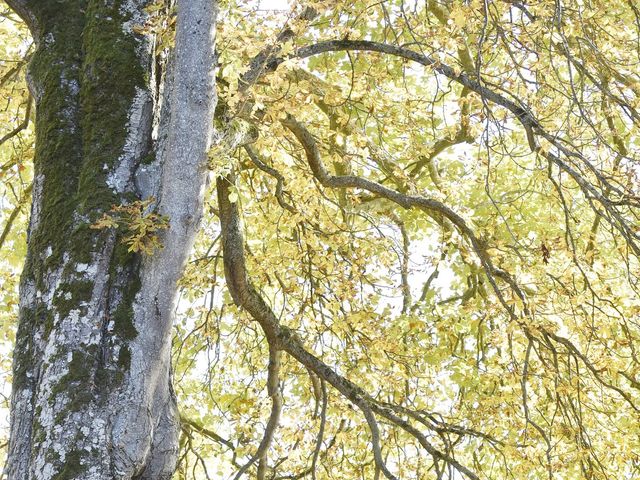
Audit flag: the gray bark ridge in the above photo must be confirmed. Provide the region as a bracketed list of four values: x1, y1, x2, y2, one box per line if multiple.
[5, 1, 218, 479]
[115, 0, 218, 477]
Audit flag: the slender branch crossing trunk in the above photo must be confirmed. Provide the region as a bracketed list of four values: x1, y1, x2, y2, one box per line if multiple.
[4, 1, 217, 478]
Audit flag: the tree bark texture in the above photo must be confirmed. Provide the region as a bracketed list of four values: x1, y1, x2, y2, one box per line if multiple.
[4, 1, 217, 478]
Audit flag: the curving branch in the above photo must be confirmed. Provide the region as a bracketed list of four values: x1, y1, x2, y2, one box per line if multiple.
[278, 328, 481, 480]
[244, 145, 296, 213]
[0, 96, 31, 148]
[267, 40, 537, 128]
[216, 173, 482, 480]
[233, 345, 283, 480]
[217, 173, 281, 343]
[260, 40, 639, 257]
[281, 114, 526, 320]
[280, 113, 639, 415]
[4, 1, 39, 38]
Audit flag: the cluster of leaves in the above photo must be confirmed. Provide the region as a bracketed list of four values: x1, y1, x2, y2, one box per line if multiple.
[90, 198, 169, 255]
[131, 0, 176, 54]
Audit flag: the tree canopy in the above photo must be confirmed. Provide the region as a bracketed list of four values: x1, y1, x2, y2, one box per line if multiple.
[1, 0, 640, 479]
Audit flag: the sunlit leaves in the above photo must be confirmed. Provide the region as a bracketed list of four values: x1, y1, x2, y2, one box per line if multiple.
[3, 0, 640, 478]
[90, 198, 169, 254]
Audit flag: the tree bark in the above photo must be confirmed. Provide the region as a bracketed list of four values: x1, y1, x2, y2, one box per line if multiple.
[4, 1, 217, 478]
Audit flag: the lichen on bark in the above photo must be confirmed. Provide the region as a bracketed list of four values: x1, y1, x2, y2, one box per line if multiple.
[4, 0, 200, 478]
[7, 0, 218, 476]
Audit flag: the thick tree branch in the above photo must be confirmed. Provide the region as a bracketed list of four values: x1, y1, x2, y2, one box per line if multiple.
[217, 173, 281, 343]
[216, 174, 481, 480]
[281, 114, 525, 319]
[4, 0, 39, 39]
[263, 40, 639, 257]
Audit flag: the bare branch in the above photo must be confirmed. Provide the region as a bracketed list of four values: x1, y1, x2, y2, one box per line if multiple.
[0, 96, 31, 148]
[180, 415, 235, 452]
[244, 145, 296, 213]
[233, 346, 282, 480]
[0, 183, 31, 251]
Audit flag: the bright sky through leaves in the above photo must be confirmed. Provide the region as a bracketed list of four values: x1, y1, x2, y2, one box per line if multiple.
[2, 0, 640, 478]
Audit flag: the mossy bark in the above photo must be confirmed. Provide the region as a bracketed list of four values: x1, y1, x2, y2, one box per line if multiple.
[5, 1, 218, 479]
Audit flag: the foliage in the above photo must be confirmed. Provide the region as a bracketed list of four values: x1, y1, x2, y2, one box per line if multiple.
[90, 198, 169, 254]
[2, 0, 640, 479]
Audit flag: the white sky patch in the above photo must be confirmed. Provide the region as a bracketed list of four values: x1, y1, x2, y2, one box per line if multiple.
[258, 0, 291, 10]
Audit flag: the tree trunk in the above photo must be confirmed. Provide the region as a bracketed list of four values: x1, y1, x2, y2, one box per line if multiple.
[4, 1, 217, 478]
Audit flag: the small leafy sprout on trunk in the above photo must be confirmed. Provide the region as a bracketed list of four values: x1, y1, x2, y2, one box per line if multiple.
[90, 197, 169, 254]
